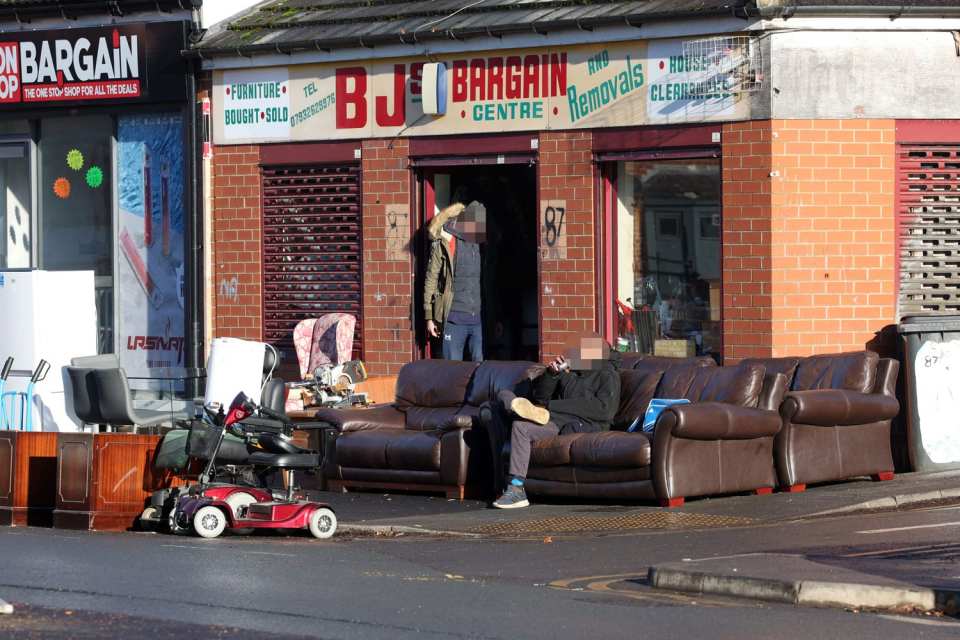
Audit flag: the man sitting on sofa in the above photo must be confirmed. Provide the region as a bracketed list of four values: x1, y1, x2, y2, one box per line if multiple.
[490, 332, 621, 509]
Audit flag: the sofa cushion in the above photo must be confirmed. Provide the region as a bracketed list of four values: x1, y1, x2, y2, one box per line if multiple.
[613, 370, 663, 431]
[626, 354, 716, 377]
[465, 361, 543, 407]
[570, 432, 651, 468]
[395, 360, 478, 408]
[655, 364, 705, 398]
[528, 466, 651, 484]
[684, 362, 765, 407]
[336, 429, 441, 471]
[529, 434, 583, 466]
[792, 351, 878, 393]
[385, 432, 442, 470]
[742, 357, 801, 383]
[403, 406, 462, 431]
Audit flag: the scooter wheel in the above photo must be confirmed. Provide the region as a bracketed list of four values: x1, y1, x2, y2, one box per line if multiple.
[168, 509, 189, 536]
[193, 505, 227, 539]
[308, 507, 337, 539]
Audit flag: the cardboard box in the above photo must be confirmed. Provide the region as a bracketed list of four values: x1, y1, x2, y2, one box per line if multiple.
[709, 281, 721, 322]
[654, 339, 697, 358]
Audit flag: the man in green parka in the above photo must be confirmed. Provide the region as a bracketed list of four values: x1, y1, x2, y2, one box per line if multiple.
[424, 200, 487, 361]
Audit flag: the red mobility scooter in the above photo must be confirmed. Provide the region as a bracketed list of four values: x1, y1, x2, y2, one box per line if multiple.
[148, 392, 337, 540]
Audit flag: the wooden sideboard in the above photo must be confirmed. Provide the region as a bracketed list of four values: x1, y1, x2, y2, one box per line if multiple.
[54, 433, 188, 531]
[0, 431, 58, 527]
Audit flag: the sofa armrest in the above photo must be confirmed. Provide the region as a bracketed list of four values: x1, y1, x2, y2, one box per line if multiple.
[656, 402, 782, 440]
[311, 404, 406, 432]
[439, 428, 469, 487]
[436, 414, 474, 432]
[781, 390, 900, 427]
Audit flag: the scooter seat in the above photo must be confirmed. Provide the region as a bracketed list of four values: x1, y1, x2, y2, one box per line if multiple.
[247, 451, 320, 469]
[256, 432, 310, 455]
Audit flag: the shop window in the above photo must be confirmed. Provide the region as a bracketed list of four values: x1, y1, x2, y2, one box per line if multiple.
[0, 140, 31, 269]
[39, 115, 114, 351]
[612, 158, 721, 359]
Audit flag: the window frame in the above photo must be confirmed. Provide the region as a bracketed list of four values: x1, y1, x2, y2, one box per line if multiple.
[596, 146, 723, 358]
[0, 132, 36, 270]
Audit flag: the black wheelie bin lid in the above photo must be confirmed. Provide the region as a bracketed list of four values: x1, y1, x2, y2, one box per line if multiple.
[899, 315, 960, 334]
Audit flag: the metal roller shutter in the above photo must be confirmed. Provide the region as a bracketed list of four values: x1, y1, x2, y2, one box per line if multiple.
[261, 164, 363, 358]
[897, 144, 960, 317]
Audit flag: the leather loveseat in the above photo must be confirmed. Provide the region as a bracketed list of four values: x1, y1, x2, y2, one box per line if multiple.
[313, 359, 541, 499]
[743, 351, 900, 492]
[519, 356, 788, 506]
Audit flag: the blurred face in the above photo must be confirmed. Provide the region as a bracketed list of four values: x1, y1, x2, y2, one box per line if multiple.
[563, 336, 610, 370]
[447, 200, 487, 243]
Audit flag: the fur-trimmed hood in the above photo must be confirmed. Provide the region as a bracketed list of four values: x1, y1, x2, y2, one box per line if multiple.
[427, 202, 465, 240]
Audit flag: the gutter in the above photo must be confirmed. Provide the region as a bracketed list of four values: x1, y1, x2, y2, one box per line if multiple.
[0, 0, 198, 22]
[758, 3, 960, 19]
[183, 4, 752, 59]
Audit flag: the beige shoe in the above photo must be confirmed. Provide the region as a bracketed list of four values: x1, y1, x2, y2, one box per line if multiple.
[510, 397, 550, 425]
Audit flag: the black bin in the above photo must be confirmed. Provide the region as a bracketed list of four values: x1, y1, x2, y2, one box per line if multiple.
[898, 315, 960, 471]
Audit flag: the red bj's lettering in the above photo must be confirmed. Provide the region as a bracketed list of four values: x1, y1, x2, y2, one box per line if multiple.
[336, 67, 367, 129]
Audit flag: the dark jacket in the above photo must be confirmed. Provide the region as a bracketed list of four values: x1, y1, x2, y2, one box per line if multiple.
[446, 225, 482, 319]
[530, 352, 621, 434]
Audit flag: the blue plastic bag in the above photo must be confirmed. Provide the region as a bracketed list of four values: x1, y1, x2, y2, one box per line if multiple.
[628, 398, 691, 433]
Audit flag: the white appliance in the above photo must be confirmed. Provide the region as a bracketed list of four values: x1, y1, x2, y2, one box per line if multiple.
[203, 337, 267, 410]
[0, 270, 97, 432]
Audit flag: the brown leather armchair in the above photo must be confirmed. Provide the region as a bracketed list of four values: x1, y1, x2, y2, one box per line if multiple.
[313, 359, 540, 499]
[775, 352, 900, 491]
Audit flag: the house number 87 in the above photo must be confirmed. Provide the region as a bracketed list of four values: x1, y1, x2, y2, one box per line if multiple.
[544, 205, 565, 247]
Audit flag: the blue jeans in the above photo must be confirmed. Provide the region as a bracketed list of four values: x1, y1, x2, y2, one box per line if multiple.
[442, 322, 483, 361]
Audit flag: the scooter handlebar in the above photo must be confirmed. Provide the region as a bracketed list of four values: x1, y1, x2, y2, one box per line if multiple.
[256, 402, 290, 424]
[0, 357, 13, 381]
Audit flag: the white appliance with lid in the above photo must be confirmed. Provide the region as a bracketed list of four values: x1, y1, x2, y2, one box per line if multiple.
[0, 270, 97, 431]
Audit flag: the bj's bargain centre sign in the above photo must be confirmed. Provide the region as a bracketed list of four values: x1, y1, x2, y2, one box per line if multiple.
[213, 37, 750, 144]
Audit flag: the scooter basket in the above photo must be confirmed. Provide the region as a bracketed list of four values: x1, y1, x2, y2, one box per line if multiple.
[186, 419, 249, 463]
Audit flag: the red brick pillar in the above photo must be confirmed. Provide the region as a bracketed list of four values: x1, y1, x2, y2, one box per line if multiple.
[538, 131, 596, 360]
[721, 119, 896, 361]
[721, 121, 774, 361]
[767, 119, 896, 355]
[211, 145, 262, 341]
[361, 139, 414, 375]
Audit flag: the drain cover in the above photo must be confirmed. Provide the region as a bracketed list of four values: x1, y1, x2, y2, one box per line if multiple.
[471, 512, 756, 536]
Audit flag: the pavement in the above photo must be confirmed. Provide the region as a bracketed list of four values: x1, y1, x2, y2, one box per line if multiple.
[308, 469, 960, 616]
[314, 469, 960, 537]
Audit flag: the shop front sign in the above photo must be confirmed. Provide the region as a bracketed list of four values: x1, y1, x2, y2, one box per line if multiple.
[0, 21, 187, 109]
[213, 37, 750, 144]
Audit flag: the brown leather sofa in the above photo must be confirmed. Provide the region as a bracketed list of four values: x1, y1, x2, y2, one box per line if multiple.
[521, 356, 788, 506]
[743, 351, 900, 492]
[313, 359, 541, 499]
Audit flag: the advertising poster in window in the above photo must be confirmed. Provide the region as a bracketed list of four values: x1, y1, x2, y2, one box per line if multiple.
[117, 114, 185, 379]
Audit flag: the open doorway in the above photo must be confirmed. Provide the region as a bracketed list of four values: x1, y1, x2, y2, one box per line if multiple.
[418, 163, 539, 361]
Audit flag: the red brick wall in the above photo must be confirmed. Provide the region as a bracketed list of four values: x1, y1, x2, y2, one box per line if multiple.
[538, 130, 597, 359]
[721, 121, 774, 361]
[768, 119, 896, 356]
[721, 119, 896, 361]
[360, 139, 414, 375]
[211, 145, 262, 341]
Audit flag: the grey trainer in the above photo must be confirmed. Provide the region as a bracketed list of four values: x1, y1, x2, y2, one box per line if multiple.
[493, 484, 529, 509]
